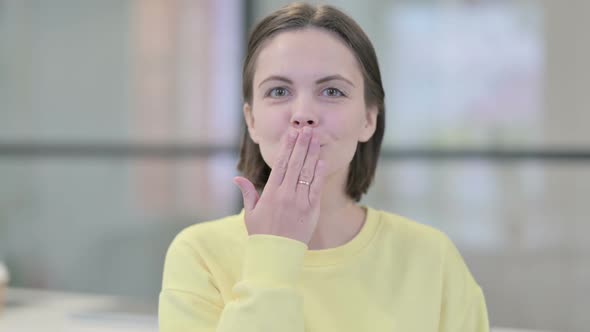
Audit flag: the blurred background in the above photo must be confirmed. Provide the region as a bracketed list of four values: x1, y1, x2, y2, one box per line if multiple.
[0, 0, 588, 331]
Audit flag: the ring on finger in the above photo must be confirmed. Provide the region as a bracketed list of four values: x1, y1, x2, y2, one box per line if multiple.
[297, 179, 311, 186]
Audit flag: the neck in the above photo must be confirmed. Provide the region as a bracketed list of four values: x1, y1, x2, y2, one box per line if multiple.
[307, 167, 365, 250]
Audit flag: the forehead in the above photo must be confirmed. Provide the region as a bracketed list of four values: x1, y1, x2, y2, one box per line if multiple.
[253, 28, 362, 85]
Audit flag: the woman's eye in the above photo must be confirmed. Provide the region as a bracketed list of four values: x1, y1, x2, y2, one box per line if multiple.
[267, 87, 290, 98]
[322, 88, 345, 97]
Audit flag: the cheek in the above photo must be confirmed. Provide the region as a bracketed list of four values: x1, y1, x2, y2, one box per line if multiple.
[320, 140, 358, 177]
[258, 140, 281, 168]
[259, 123, 285, 141]
[254, 111, 290, 167]
[331, 111, 366, 141]
[254, 108, 289, 137]
[321, 110, 366, 170]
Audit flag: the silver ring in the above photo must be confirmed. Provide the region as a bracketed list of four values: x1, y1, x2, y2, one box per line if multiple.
[297, 180, 311, 186]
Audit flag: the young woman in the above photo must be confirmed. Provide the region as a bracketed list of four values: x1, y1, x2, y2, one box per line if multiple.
[159, 3, 489, 331]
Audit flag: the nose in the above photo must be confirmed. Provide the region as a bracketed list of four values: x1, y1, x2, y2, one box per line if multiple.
[290, 97, 319, 129]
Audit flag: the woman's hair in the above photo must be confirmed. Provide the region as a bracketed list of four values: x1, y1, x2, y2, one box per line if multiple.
[237, 2, 385, 202]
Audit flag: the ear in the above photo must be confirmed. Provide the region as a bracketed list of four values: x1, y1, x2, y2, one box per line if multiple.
[358, 105, 378, 143]
[243, 103, 259, 144]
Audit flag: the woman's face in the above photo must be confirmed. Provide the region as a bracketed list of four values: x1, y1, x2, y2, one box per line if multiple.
[244, 28, 377, 177]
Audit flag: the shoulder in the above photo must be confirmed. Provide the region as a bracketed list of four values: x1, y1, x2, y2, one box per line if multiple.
[371, 207, 451, 250]
[168, 210, 247, 256]
[161, 211, 247, 296]
[369, 207, 481, 288]
[177, 211, 245, 240]
[367, 207, 471, 274]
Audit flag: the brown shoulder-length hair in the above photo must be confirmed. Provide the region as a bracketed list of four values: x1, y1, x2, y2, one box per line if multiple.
[237, 2, 385, 202]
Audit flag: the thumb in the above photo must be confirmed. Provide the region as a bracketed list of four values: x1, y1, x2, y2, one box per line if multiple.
[232, 176, 259, 212]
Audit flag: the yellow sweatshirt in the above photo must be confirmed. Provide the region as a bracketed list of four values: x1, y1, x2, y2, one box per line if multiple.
[159, 206, 489, 331]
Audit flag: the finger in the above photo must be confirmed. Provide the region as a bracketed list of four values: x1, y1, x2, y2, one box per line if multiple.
[233, 176, 259, 212]
[267, 127, 298, 189]
[283, 126, 313, 191]
[296, 131, 320, 195]
[309, 160, 326, 206]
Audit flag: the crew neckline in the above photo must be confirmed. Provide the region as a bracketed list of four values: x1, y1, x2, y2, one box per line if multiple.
[235, 206, 382, 267]
[303, 205, 381, 267]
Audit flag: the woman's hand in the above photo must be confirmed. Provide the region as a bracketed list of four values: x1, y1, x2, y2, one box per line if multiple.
[233, 126, 326, 245]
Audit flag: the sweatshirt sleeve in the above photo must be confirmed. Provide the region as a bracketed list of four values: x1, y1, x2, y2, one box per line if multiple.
[159, 233, 308, 332]
[456, 286, 490, 332]
[438, 235, 490, 332]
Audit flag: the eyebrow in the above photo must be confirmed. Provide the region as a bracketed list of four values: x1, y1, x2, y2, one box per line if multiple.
[258, 74, 355, 88]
